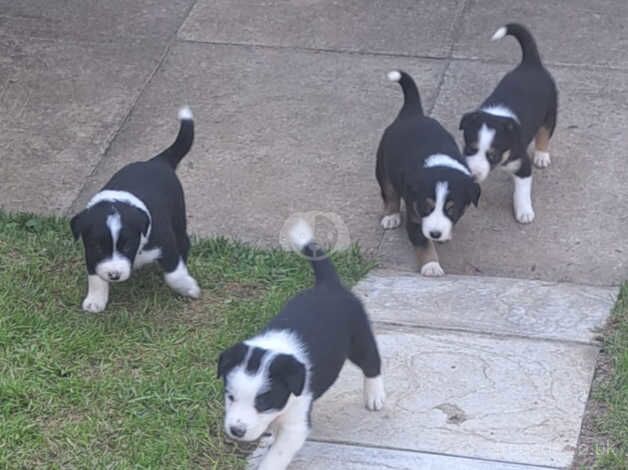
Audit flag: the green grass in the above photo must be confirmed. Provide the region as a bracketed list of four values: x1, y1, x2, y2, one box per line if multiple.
[0, 212, 372, 469]
[591, 283, 628, 469]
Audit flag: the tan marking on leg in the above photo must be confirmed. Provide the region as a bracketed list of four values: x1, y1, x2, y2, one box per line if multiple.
[382, 181, 400, 215]
[535, 126, 551, 152]
[416, 240, 444, 276]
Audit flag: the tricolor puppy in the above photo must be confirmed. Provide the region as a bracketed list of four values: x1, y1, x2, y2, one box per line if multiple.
[376, 70, 480, 276]
[459, 23, 558, 224]
[217, 220, 385, 470]
[70, 107, 200, 313]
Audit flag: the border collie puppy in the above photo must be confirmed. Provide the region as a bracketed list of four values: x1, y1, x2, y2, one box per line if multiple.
[70, 107, 200, 312]
[217, 220, 385, 470]
[459, 23, 558, 223]
[376, 70, 480, 276]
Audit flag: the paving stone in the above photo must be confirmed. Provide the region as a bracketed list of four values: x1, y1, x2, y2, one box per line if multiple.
[70, 42, 447, 254]
[0, 36, 163, 214]
[378, 60, 628, 286]
[453, 0, 628, 68]
[355, 270, 615, 343]
[310, 327, 599, 468]
[179, 0, 464, 57]
[0, 0, 195, 41]
[286, 441, 554, 470]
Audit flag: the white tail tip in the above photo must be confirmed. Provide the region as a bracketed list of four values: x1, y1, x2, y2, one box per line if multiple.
[178, 106, 193, 120]
[491, 26, 507, 41]
[387, 70, 401, 82]
[289, 219, 314, 250]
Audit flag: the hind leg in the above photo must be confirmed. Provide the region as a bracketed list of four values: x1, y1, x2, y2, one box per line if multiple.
[160, 230, 200, 298]
[348, 313, 385, 411]
[376, 145, 401, 229]
[534, 103, 557, 169]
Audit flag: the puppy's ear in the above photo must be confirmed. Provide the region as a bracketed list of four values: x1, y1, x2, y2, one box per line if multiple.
[70, 211, 86, 241]
[217, 343, 248, 379]
[459, 111, 479, 130]
[270, 354, 306, 397]
[469, 181, 481, 207]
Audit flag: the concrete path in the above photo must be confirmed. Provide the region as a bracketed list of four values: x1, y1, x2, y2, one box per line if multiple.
[0, 0, 626, 468]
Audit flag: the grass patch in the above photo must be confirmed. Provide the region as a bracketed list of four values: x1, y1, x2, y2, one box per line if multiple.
[0, 212, 372, 469]
[578, 283, 628, 469]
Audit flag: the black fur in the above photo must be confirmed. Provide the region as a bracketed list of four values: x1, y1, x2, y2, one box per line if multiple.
[376, 71, 480, 250]
[71, 112, 193, 275]
[459, 23, 558, 179]
[217, 240, 381, 406]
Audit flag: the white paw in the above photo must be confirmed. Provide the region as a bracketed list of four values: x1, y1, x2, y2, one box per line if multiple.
[515, 208, 535, 224]
[420, 261, 445, 277]
[380, 213, 401, 229]
[82, 295, 107, 313]
[177, 276, 200, 298]
[364, 376, 386, 411]
[533, 151, 551, 168]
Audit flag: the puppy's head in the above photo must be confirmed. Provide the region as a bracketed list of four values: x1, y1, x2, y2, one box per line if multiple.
[217, 342, 306, 442]
[459, 111, 520, 182]
[410, 172, 480, 242]
[70, 201, 149, 282]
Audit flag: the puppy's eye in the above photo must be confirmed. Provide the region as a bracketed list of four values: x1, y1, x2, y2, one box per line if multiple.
[226, 394, 234, 402]
[445, 200, 455, 213]
[465, 143, 478, 154]
[486, 149, 498, 160]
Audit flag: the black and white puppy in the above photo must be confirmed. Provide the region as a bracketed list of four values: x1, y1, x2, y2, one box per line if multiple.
[70, 107, 200, 312]
[459, 23, 558, 224]
[217, 220, 385, 470]
[376, 70, 480, 276]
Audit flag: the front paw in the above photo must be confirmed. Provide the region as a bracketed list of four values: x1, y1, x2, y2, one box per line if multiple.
[380, 213, 401, 229]
[364, 376, 385, 411]
[515, 206, 535, 224]
[82, 295, 107, 313]
[533, 151, 551, 168]
[420, 261, 445, 277]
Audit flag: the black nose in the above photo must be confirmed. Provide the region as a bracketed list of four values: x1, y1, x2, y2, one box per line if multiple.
[108, 272, 120, 281]
[429, 231, 442, 239]
[230, 426, 245, 438]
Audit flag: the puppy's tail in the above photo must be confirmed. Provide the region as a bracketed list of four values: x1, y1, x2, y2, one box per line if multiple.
[153, 106, 194, 169]
[289, 219, 341, 285]
[387, 70, 424, 117]
[491, 23, 542, 66]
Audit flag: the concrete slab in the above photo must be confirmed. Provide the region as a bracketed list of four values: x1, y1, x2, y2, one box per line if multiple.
[286, 441, 555, 470]
[355, 270, 615, 343]
[70, 42, 447, 255]
[0, 36, 163, 214]
[0, 0, 195, 41]
[452, 0, 628, 69]
[179, 0, 464, 57]
[311, 327, 599, 468]
[378, 60, 628, 286]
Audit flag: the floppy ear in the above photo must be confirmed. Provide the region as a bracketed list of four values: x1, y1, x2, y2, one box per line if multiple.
[270, 354, 306, 397]
[70, 211, 86, 241]
[459, 111, 479, 130]
[469, 181, 481, 207]
[217, 343, 248, 379]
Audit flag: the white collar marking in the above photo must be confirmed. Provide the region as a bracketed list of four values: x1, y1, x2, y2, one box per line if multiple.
[87, 190, 152, 248]
[481, 104, 520, 123]
[424, 154, 471, 176]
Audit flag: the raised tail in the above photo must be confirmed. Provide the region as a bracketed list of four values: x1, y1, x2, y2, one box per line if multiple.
[387, 70, 424, 118]
[152, 106, 194, 169]
[289, 219, 341, 285]
[491, 23, 542, 65]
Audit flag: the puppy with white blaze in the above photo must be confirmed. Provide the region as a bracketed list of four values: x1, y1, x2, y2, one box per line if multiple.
[217, 220, 385, 470]
[459, 23, 558, 224]
[376, 70, 480, 276]
[70, 107, 200, 312]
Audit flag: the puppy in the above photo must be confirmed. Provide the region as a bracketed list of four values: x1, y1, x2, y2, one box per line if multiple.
[70, 107, 200, 312]
[376, 70, 481, 276]
[459, 23, 558, 224]
[217, 220, 385, 470]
